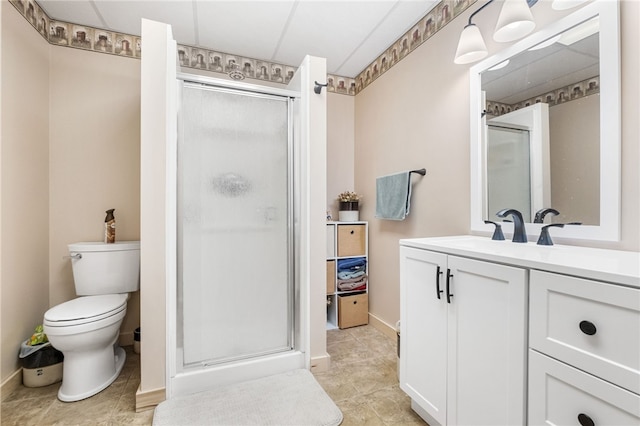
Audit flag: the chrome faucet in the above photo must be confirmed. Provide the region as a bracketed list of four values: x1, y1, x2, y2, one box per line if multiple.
[496, 208, 527, 243]
[534, 208, 559, 223]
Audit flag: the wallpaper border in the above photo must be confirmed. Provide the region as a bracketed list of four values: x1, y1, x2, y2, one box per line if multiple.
[10, 0, 476, 96]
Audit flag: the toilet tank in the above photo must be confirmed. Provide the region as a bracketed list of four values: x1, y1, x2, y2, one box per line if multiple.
[68, 241, 140, 296]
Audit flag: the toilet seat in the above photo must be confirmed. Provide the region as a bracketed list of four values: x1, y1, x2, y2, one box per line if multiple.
[44, 294, 127, 327]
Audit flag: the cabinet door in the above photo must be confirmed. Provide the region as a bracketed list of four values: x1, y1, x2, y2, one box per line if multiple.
[446, 256, 527, 426]
[529, 350, 640, 425]
[400, 246, 448, 426]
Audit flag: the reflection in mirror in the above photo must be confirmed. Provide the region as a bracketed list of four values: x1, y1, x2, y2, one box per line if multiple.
[470, 0, 620, 242]
[487, 124, 532, 222]
[486, 103, 551, 223]
[482, 16, 599, 225]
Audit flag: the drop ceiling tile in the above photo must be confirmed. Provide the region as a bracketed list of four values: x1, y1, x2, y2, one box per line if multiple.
[39, 0, 104, 28]
[93, 0, 197, 44]
[196, 1, 296, 61]
[35, 0, 446, 81]
[336, 0, 438, 77]
[273, 1, 397, 74]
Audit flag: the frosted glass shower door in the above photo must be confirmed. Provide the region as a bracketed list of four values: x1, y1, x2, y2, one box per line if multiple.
[487, 125, 531, 222]
[178, 83, 293, 368]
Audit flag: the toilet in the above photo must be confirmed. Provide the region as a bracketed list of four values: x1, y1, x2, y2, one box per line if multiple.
[43, 241, 140, 402]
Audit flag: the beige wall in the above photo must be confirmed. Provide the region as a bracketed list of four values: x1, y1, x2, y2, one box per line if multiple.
[550, 95, 600, 225]
[48, 45, 141, 338]
[1, 1, 50, 383]
[327, 93, 355, 218]
[1, 3, 142, 383]
[353, 0, 640, 330]
[617, 0, 640, 252]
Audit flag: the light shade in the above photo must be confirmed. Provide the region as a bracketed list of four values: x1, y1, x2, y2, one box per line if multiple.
[454, 24, 488, 65]
[493, 0, 536, 42]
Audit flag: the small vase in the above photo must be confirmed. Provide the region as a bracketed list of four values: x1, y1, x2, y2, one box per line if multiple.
[338, 201, 359, 221]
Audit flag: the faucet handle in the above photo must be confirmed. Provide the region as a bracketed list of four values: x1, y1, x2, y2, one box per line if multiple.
[537, 223, 565, 246]
[534, 208, 560, 223]
[484, 220, 505, 241]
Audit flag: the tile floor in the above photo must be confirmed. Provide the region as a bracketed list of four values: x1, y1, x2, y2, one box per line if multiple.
[1, 325, 426, 425]
[1, 346, 153, 425]
[313, 325, 427, 426]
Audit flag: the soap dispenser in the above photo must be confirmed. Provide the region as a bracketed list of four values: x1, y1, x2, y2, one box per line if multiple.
[104, 209, 116, 243]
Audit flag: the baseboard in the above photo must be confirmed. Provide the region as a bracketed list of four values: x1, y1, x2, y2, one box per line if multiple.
[411, 399, 438, 425]
[368, 313, 397, 341]
[135, 385, 165, 412]
[1, 368, 23, 402]
[119, 331, 134, 346]
[310, 353, 331, 373]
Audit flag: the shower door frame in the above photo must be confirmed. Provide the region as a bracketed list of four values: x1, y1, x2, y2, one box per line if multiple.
[167, 73, 305, 398]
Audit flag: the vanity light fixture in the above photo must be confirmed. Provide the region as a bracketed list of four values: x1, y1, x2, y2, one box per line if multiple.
[454, 0, 537, 65]
[493, 0, 536, 42]
[454, 0, 495, 64]
[454, 23, 490, 64]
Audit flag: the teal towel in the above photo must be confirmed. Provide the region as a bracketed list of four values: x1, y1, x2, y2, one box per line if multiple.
[376, 172, 412, 220]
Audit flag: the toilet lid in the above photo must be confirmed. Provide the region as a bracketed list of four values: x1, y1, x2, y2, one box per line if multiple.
[44, 294, 127, 326]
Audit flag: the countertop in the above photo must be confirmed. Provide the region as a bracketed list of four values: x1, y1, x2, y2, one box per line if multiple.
[400, 235, 640, 288]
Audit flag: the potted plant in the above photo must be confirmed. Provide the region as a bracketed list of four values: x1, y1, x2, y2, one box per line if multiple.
[338, 191, 361, 221]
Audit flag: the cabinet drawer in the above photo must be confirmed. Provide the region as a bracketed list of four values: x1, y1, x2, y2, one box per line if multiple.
[530, 270, 640, 394]
[338, 293, 368, 329]
[326, 260, 335, 294]
[337, 224, 366, 257]
[529, 350, 640, 426]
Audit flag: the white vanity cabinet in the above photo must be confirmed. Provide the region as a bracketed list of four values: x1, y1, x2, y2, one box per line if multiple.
[400, 236, 640, 426]
[399, 246, 527, 426]
[528, 270, 640, 425]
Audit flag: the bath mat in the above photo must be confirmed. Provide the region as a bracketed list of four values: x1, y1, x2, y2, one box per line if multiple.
[152, 369, 343, 426]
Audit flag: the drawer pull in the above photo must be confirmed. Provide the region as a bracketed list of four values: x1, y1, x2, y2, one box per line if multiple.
[579, 320, 597, 336]
[350, 230, 354, 234]
[578, 413, 595, 426]
[436, 266, 444, 300]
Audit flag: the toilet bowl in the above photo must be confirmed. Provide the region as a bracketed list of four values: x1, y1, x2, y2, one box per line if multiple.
[43, 241, 140, 402]
[44, 294, 128, 402]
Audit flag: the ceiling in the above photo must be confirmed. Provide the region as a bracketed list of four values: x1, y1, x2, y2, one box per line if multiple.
[38, 0, 440, 78]
[482, 16, 599, 104]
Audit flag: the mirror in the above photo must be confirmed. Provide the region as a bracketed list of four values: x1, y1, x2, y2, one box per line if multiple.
[470, 0, 620, 242]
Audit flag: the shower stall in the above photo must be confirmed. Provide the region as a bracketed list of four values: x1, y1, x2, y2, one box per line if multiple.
[168, 75, 305, 397]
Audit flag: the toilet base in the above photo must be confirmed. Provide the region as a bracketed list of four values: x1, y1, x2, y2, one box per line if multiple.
[58, 346, 126, 402]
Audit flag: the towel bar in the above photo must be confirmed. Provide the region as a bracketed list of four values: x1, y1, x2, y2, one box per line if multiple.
[410, 168, 426, 176]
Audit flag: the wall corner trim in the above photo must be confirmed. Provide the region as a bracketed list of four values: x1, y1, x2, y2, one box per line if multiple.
[135, 385, 165, 412]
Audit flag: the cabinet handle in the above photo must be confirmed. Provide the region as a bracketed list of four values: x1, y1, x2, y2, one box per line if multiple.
[350, 230, 354, 234]
[578, 413, 595, 426]
[436, 266, 444, 299]
[446, 269, 453, 304]
[579, 320, 597, 336]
